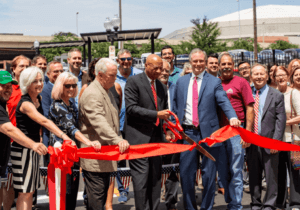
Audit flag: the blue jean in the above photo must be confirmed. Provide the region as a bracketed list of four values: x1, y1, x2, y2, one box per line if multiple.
[223, 134, 244, 210]
[116, 160, 129, 194]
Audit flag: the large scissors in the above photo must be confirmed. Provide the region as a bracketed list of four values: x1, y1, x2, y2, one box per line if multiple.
[163, 111, 216, 162]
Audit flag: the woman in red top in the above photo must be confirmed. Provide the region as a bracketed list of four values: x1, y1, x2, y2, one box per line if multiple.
[7, 55, 31, 126]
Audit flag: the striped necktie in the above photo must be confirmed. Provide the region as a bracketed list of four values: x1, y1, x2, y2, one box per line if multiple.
[151, 80, 159, 126]
[253, 90, 260, 134]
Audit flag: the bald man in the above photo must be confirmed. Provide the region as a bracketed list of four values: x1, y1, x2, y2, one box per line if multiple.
[124, 54, 170, 210]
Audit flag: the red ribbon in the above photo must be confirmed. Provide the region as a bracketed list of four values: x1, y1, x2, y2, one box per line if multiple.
[47, 126, 300, 210]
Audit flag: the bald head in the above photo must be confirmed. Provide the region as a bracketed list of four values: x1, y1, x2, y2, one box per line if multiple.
[145, 54, 163, 80]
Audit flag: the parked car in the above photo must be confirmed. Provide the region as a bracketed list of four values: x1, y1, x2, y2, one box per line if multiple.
[284, 49, 300, 64]
[259, 49, 285, 65]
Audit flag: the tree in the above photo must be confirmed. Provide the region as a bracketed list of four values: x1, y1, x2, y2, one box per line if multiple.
[269, 40, 299, 51]
[229, 38, 263, 52]
[189, 16, 228, 55]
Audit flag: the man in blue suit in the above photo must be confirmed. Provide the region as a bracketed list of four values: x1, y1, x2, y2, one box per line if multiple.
[167, 48, 240, 210]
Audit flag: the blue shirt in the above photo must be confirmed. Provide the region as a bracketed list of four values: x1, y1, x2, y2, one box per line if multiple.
[67, 70, 83, 108]
[116, 67, 143, 131]
[168, 66, 182, 84]
[252, 84, 269, 135]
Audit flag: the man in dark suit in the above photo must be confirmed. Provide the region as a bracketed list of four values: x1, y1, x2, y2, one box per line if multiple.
[247, 63, 286, 210]
[124, 54, 171, 210]
[169, 48, 240, 210]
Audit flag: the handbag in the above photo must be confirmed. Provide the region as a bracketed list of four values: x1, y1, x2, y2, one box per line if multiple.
[289, 89, 300, 170]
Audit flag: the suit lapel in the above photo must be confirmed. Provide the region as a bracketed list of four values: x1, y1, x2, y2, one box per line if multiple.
[183, 74, 192, 109]
[94, 81, 118, 129]
[261, 88, 273, 121]
[141, 72, 155, 106]
[198, 71, 209, 104]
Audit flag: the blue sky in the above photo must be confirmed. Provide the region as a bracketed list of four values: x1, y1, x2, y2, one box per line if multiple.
[0, 0, 299, 38]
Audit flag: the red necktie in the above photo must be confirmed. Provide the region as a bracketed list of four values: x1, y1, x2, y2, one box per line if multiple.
[253, 90, 260, 134]
[192, 76, 199, 127]
[151, 80, 159, 126]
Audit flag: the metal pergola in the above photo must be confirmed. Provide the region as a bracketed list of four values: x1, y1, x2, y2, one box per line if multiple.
[36, 28, 162, 67]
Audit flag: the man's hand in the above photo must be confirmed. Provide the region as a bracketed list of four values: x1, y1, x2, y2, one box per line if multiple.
[165, 130, 175, 143]
[32, 143, 48, 155]
[229, 118, 241, 128]
[270, 149, 278, 154]
[118, 140, 130, 153]
[87, 141, 101, 152]
[157, 110, 171, 120]
[240, 139, 251, 148]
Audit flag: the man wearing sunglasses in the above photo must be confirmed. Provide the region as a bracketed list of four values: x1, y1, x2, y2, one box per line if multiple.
[115, 49, 142, 204]
[161, 45, 182, 85]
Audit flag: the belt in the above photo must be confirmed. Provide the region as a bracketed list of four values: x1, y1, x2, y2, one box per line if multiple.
[182, 124, 200, 130]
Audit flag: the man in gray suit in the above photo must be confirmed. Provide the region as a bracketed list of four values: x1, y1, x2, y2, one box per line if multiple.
[247, 63, 286, 210]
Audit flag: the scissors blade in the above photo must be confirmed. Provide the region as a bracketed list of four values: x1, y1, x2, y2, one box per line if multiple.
[180, 132, 216, 162]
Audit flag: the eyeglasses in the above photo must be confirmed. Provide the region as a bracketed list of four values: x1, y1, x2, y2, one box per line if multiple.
[53, 70, 64, 74]
[162, 53, 173, 56]
[120, 57, 132, 61]
[64, 84, 77, 89]
[275, 74, 287, 78]
[238, 67, 250, 72]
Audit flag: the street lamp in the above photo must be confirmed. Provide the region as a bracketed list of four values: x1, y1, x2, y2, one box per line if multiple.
[104, 15, 120, 45]
[262, 22, 265, 44]
[76, 12, 79, 36]
[34, 40, 40, 55]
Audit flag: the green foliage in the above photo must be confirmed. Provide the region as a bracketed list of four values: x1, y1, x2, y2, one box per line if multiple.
[269, 40, 299, 51]
[229, 38, 263, 52]
[189, 16, 228, 55]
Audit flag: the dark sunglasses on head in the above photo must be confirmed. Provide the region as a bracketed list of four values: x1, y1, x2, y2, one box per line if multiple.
[64, 84, 77, 89]
[120, 57, 132, 61]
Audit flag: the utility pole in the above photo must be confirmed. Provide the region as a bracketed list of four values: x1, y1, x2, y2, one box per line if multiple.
[237, 0, 241, 39]
[119, 0, 123, 49]
[253, 0, 258, 63]
[76, 12, 79, 36]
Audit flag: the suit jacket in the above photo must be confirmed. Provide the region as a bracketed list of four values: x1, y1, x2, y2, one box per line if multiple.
[172, 71, 237, 143]
[124, 72, 168, 145]
[260, 86, 286, 154]
[79, 80, 123, 172]
[40, 81, 54, 147]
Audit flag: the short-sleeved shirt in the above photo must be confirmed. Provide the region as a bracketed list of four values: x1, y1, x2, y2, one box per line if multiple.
[168, 66, 183, 84]
[0, 101, 12, 176]
[116, 67, 143, 131]
[220, 76, 254, 126]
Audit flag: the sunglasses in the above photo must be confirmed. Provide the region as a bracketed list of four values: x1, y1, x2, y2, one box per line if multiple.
[120, 57, 132, 61]
[64, 84, 77, 89]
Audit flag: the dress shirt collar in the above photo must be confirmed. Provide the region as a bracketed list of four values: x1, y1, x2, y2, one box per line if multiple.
[253, 84, 268, 94]
[145, 72, 155, 84]
[191, 71, 205, 80]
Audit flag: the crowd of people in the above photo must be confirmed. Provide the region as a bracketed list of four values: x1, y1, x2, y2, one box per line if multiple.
[0, 46, 299, 210]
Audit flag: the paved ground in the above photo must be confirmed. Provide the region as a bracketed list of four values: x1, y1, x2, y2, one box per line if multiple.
[12, 175, 258, 210]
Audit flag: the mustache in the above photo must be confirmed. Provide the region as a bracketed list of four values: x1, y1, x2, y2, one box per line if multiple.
[221, 68, 232, 72]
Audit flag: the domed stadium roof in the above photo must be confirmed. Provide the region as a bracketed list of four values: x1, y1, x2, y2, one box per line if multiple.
[211, 5, 300, 22]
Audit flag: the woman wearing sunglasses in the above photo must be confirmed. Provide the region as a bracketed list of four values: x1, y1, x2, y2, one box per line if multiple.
[49, 72, 101, 210]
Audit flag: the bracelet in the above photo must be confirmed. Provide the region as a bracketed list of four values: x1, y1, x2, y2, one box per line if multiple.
[60, 132, 64, 138]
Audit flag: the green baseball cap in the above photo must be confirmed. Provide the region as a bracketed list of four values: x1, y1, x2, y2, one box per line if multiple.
[0, 71, 18, 85]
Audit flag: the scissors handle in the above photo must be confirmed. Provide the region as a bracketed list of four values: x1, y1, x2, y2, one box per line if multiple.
[165, 111, 183, 132]
[163, 123, 182, 142]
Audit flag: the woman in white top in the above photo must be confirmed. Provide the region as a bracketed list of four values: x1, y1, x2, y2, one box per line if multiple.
[274, 66, 300, 209]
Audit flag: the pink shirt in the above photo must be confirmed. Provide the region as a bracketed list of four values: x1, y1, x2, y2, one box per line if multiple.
[220, 76, 254, 126]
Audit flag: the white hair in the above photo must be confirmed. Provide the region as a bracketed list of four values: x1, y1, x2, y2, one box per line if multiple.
[162, 59, 171, 69]
[95, 58, 118, 75]
[189, 48, 207, 62]
[20, 66, 44, 95]
[218, 52, 234, 64]
[117, 49, 132, 58]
